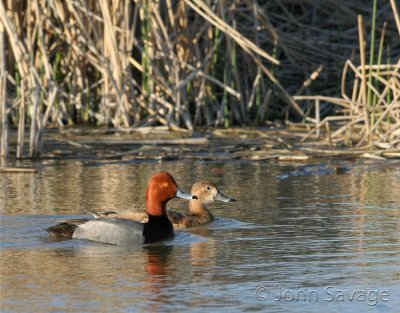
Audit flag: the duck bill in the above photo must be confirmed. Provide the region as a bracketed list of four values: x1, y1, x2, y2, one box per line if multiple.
[175, 187, 197, 200]
[215, 191, 236, 203]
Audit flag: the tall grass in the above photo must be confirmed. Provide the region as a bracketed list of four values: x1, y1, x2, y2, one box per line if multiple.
[0, 0, 399, 158]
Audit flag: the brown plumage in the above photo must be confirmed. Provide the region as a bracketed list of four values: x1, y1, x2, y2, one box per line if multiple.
[167, 181, 235, 228]
[90, 181, 235, 229]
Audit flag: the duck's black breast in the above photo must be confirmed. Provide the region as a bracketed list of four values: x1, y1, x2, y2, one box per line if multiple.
[143, 214, 174, 244]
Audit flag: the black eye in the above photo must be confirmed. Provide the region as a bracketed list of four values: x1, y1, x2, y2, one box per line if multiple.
[206, 186, 211, 191]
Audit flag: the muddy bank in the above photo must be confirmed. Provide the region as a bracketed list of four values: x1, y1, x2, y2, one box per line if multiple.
[2, 126, 399, 166]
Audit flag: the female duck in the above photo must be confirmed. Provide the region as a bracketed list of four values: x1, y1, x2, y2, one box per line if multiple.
[46, 172, 196, 245]
[92, 181, 235, 228]
[168, 181, 235, 228]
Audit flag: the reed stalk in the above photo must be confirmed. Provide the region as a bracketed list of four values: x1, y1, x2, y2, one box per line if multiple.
[372, 22, 387, 117]
[390, 0, 400, 36]
[16, 80, 25, 158]
[367, 0, 377, 125]
[0, 0, 398, 158]
[357, 15, 371, 142]
[29, 86, 40, 158]
[0, 25, 7, 160]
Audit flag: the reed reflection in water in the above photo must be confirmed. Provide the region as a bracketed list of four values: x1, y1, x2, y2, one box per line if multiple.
[1, 160, 400, 312]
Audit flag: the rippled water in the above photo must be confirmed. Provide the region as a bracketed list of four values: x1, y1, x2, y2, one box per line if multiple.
[1, 160, 400, 312]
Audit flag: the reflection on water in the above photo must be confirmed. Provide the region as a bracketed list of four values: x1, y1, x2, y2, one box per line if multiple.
[1, 160, 400, 312]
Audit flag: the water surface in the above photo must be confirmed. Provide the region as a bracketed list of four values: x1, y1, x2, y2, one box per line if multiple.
[1, 160, 400, 312]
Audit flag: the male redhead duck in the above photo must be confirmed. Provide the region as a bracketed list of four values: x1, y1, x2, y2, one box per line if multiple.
[91, 180, 235, 228]
[46, 172, 196, 245]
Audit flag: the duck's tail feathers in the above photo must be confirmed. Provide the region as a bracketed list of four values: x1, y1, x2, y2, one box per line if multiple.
[46, 223, 78, 239]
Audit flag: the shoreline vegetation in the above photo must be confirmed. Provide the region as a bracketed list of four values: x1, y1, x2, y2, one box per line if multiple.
[0, 0, 399, 161]
[1, 126, 400, 166]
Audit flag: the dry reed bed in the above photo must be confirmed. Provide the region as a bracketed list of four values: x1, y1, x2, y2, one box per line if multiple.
[3, 126, 400, 167]
[0, 0, 399, 159]
[295, 62, 400, 147]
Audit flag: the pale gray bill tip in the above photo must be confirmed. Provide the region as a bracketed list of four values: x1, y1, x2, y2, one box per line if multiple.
[175, 188, 197, 200]
[215, 191, 236, 202]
